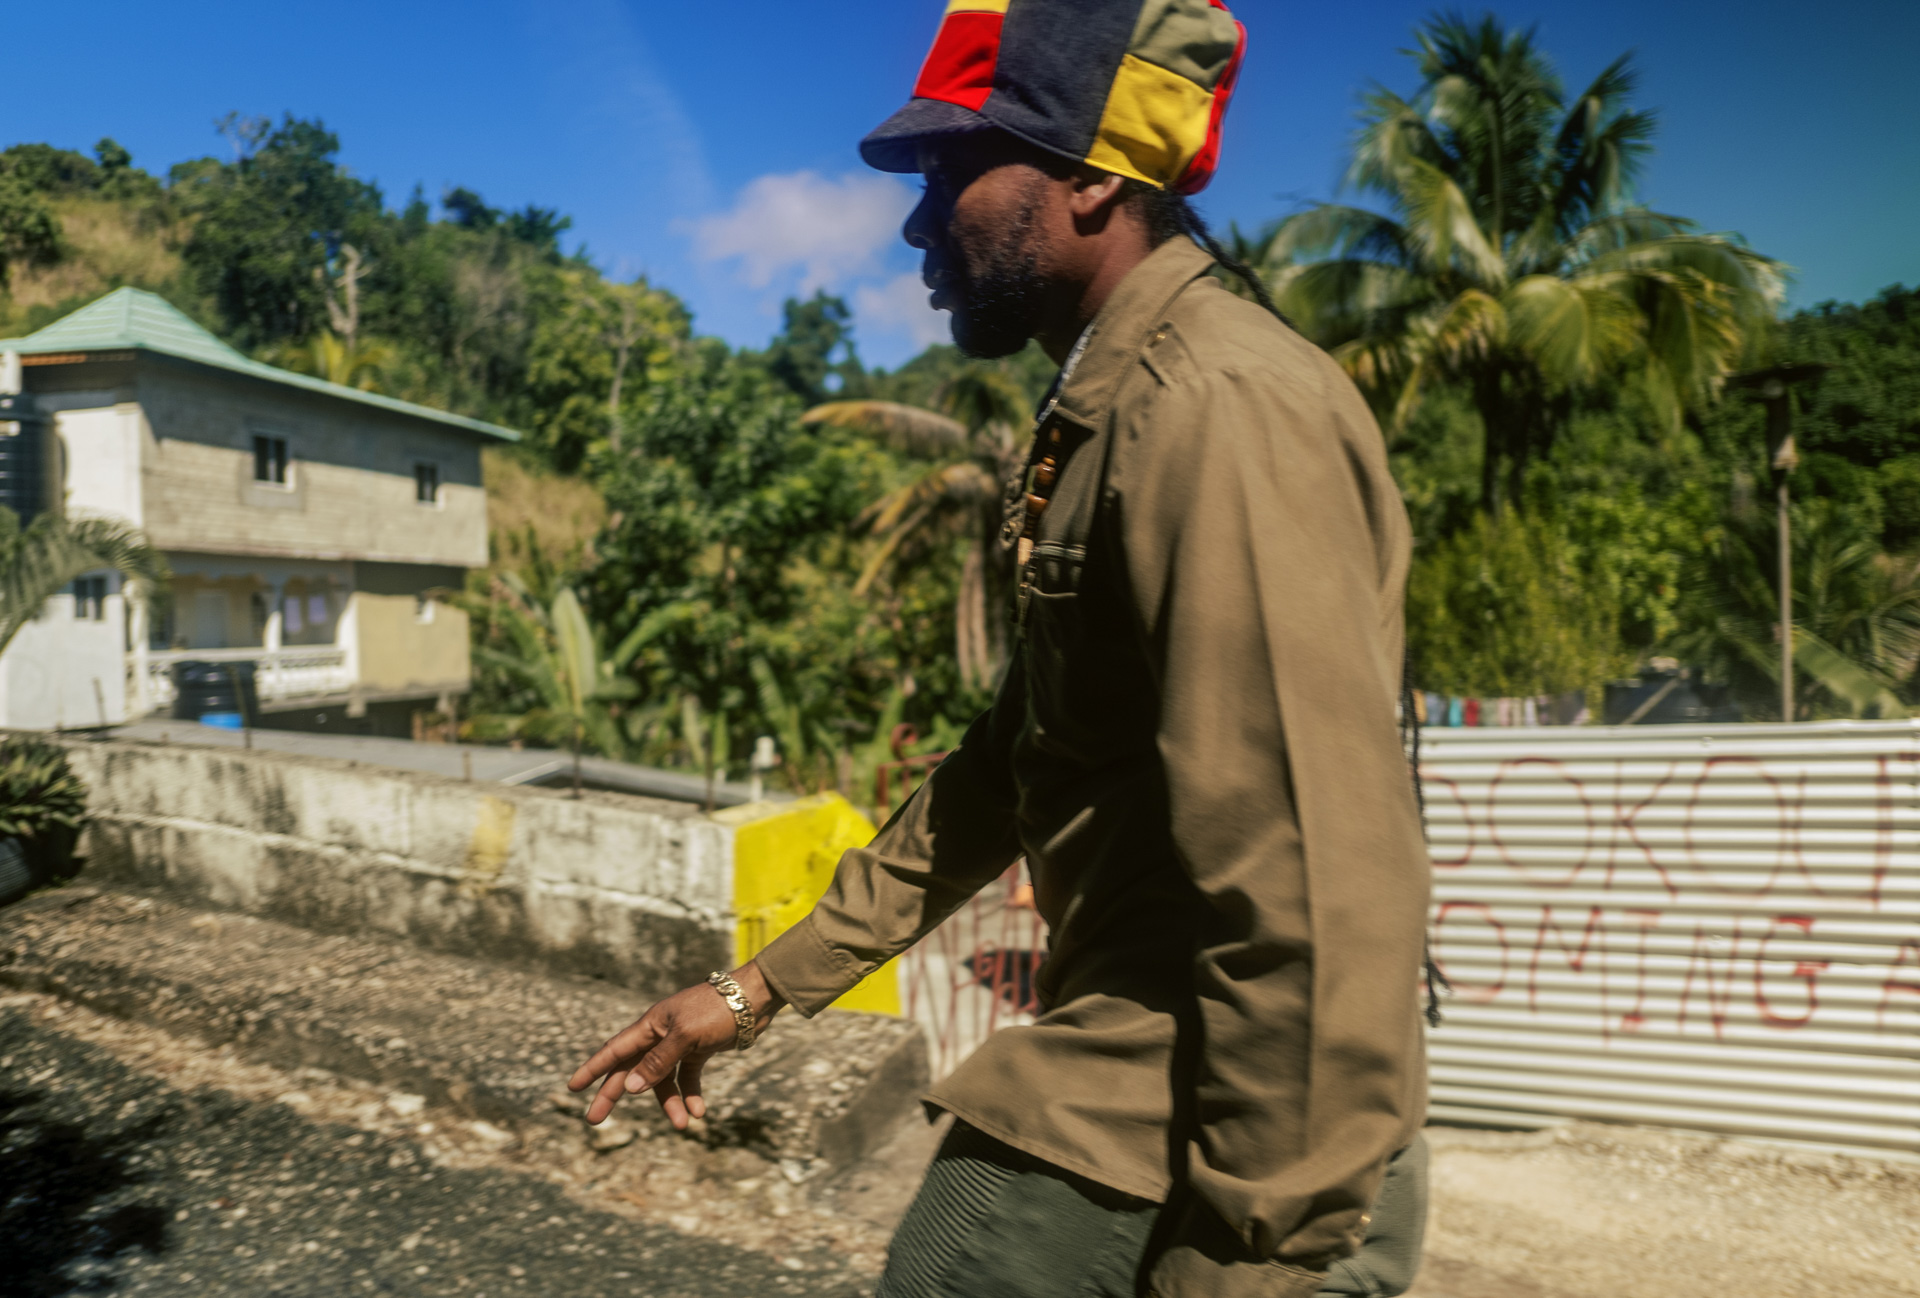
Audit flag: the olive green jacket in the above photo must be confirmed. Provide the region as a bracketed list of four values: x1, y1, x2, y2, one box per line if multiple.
[755, 237, 1430, 1298]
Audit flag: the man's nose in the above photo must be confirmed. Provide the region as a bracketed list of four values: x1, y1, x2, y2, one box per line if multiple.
[903, 191, 938, 251]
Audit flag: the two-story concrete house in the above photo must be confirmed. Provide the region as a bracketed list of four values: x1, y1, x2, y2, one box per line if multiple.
[0, 287, 517, 734]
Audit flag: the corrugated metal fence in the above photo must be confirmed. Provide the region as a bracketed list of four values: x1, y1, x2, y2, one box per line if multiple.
[1422, 720, 1920, 1155]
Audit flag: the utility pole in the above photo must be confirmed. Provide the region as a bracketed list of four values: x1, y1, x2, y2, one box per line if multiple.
[1730, 363, 1829, 723]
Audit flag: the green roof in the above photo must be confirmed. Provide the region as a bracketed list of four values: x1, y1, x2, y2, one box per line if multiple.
[0, 288, 518, 442]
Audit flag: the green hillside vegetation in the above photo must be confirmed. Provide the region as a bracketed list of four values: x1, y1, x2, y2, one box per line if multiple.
[4, 15, 1917, 787]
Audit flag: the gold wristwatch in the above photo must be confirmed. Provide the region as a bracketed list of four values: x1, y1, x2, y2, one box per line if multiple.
[707, 970, 759, 1052]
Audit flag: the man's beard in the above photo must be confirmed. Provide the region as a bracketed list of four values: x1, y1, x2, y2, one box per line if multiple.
[947, 192, 1048, 359]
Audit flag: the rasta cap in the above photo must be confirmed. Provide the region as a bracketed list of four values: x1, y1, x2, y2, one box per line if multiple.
[861, 0, 1246, 195]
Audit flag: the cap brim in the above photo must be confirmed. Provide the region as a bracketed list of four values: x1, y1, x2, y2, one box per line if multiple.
[859, 98, 996, 173]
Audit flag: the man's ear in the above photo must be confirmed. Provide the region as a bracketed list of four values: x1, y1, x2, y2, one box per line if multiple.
[1066, 168, 1128, 221]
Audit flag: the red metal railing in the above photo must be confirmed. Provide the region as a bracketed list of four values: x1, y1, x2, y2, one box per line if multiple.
[871, 722, 946, 824]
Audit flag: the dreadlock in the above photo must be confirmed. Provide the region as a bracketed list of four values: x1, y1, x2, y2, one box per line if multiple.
[1124, 181, 1290, 326]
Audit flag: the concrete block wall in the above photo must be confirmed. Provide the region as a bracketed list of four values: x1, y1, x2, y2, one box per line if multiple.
[58, 738, 735, 995]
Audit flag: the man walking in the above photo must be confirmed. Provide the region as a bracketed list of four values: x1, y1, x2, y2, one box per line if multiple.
[572, 3, 1432, 1294]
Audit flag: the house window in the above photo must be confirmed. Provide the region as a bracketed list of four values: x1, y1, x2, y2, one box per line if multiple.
[414, 462, 440, 505]
[253, 435, 290, 485]
[71, 575, 108, 620]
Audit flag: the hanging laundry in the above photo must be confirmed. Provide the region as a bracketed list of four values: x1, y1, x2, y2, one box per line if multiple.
[1463, 698, 1481, 727]
[1446, 697, 1463, 727]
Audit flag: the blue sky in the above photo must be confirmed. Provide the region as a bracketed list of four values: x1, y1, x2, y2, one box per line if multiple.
[10, 0, 1918, 368]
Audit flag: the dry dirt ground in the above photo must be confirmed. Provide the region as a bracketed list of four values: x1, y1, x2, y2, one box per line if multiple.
[6, 987, 1915, 1298]
[1408, 1125, 1919, 1298]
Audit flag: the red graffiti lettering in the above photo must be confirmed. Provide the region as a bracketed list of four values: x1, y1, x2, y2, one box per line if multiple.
[1611, 763, 1680, 900]
[1678, 919, 1747, 1040]
[1527, 906, 1605, 1015]
[1753, 915, 1828, 1029]
[1877, 939, 1920, 1033]
[1433, 902, 1507, 1003]
[1684, 757, 1788, 897]
[1488, 759, 1595, 886]
[1618, 909, 1662, 1034]
[1420, 769, 1475, 867]
[1866, 754, 1919, 912]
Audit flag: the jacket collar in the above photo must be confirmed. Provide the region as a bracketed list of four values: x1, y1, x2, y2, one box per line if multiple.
[1051, 236, 1216, 431]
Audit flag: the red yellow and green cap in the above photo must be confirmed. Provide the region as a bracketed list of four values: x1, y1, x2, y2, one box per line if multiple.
[861, 0, 1246, 195]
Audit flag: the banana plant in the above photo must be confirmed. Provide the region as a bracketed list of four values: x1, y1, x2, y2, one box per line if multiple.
[467, 579, 650, 793]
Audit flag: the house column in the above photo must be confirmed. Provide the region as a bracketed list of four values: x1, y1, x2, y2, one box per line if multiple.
[126, 580, 150, 717]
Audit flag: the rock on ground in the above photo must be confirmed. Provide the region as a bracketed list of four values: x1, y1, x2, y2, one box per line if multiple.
[5, 885, 1915, 1298]
[0, 1000, 868, 1297]
[0, 887, 926, 1171]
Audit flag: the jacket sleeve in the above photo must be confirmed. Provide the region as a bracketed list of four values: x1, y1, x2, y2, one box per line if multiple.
[1113, 363, 1431, 1298]
[751, 655, 1028, 1016]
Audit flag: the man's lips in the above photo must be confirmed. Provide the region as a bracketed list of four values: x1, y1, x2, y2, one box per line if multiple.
[924, 263, 957, 311]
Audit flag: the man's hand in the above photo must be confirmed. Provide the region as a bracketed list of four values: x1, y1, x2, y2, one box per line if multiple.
[568, 962, 785, 1129]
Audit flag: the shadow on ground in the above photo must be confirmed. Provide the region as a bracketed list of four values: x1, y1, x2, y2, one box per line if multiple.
[0, 1085, 173, 1295]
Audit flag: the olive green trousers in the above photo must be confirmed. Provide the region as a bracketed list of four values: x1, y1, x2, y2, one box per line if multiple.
[875, 1123, 1428, 1298]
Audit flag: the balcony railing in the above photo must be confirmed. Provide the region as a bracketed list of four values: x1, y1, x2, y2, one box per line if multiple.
[143, 646, 353, 710]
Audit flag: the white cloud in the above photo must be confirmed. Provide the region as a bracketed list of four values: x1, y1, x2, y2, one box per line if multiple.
[855, 272, 950, 350]
[687, 171, 916, 291]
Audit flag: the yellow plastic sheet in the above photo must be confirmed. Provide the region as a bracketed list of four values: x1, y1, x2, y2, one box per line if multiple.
[717, 793, 899, 1014]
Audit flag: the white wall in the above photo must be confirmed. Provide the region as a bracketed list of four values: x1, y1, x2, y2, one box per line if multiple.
[56, 403, 144, 524]
[0, 584, 129, 728]
[64, 737, 735, 993]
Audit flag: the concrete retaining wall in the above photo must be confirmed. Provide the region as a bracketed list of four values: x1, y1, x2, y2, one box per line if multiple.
[59, 737, 735, 995]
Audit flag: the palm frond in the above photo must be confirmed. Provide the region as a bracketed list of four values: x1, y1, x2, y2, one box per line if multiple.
[1793, 629, 1910, 719]
[0, 508, 168, 656]
[1263, 205, 1416, 270]
[1394, 158, 1507, 290]
[801, 400, 969, 458]
[1504, 274, 1640, 390]
[934, 371, 1029, 436]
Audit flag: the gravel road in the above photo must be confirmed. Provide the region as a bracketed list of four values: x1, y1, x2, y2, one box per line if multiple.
[6, 935, 1915, 1298]
[0, 1001, 867, 1298]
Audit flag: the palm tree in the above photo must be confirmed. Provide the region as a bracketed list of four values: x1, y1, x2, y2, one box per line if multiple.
[1676, 499, 1920, 719]
[1253, 14, 1784, 511]
[0, 506, 167, 658]
[803, 369, 1030, 688]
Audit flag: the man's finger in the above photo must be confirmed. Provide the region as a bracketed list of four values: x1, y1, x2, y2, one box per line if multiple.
[585, 1069, 630, 1125]
[570, 1015, 665, 1092]
[679, 1053, 710, 1121]
[653, 1068, 690, 1131]
[622, 1029, 689, 1095]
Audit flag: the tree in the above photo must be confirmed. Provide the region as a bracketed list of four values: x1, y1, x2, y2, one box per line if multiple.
[1675, 498, 1920, 719]
[763, 292, 861, 407]
[318, 241, 372, 351]
[0, 507, 167, 658]
[173, 115, 383, 348]
[1406, 506, 1630, 697]
[1255, 14, 1783, 512]
[0, 172, 62, 288]
[803, 368, 1029, 688]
